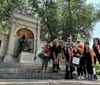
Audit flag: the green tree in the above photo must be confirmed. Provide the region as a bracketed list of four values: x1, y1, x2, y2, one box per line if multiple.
[0, 0, 28, 34]
[28, 0, 100, 41]
[58, 0, 99, 41]
[28, 0, 61, 41]
[96, 8, 100, 20]
[0, 0, 100, 41]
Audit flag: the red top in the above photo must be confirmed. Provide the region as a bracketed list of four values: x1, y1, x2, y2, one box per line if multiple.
[44, 44, 51, 53]
[77, 44, 83, 49]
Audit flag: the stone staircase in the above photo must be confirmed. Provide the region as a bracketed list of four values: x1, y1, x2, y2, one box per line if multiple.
[0, 62, 65, 79]
[0, 62, 99, 85]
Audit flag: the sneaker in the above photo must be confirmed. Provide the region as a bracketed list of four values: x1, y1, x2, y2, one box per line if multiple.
[84, 75, 87, 80]
[58, 67, 61, 70]
[94, 75, 98, 80]
[88, 74, 90, 80]
[91, 75, 95, 80]
[81, 76, 84, 80]
[77, 76, 81, 80]
[72, 71, 77, 74]
[53, 70, 55, 73]
[56, 70, 58, 73]
[88, 75, 93, 80]
[41, 70, 45, 73]
[53, 69, 57, 73]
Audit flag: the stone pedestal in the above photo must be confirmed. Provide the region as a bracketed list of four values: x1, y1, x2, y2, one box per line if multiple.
[4, 54, 17, 62]
[18, 52, 34, 63]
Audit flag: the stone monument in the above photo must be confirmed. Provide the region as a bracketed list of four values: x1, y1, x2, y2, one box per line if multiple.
[4, 12, 41, 63]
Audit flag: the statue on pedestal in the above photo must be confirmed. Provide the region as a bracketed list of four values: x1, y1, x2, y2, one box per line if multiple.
[19, 34, 31, 52]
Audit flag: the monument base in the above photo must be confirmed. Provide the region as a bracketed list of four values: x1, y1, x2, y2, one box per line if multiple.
[4, 54, 18, 62]
[18, 52, 34, 63]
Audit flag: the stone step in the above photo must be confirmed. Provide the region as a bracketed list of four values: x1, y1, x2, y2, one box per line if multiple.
[0, 62, 66, 79]
[0, 60, 66, 68]
[0, 68, 65, 73]
[0, 68, 38, 73]
[0, 73, 65, 79]
[0, 60, 66, 69]
[0, 62, 65, 71]
[0, 62, 66, 71]
[0, 80, 99, 85]
[0, 62, 41, 68]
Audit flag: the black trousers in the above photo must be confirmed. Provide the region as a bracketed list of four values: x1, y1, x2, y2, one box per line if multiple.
[77, 57, 86, 76]
[86, 64, 93, 75]
[96, 55, 100, 63]
[52, 57, 60, 70]
[65, 65, 74, 79]
[86, 57, 96, 75]
[53, 63, 59, 70]
[42, 56, 50, 71]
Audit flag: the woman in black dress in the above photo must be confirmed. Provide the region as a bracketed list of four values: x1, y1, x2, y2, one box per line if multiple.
[72, 45, 86, 80]
[93, 38, 100, 63]
[52, 40, 61, 73]
[84, 42, 96, 80]
[62, 44, 73, 79]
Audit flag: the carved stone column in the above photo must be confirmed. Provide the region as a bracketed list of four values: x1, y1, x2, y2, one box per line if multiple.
[4, 22, 16, 62]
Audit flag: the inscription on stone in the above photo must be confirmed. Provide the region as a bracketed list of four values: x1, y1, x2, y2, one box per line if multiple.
[19, 52, 34, 63]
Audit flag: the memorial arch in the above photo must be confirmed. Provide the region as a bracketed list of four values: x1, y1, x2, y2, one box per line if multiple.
[4, 12, 41, 62]
[13, 28, 35, 57]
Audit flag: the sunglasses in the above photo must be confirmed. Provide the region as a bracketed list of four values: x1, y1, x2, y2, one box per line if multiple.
[64, 47, 67, 48]
[77, 41, 80, 43]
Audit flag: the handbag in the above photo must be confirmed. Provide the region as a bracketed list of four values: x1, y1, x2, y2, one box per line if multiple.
[71, 54, 81, 68]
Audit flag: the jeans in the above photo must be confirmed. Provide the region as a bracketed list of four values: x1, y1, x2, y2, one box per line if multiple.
[42, 56, 50, 71]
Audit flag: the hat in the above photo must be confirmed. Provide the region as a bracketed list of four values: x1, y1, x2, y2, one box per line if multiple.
[77, 39, 81, 42]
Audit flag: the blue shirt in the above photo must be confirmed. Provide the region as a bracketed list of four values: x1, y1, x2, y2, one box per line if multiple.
[66, 42, 75, 48]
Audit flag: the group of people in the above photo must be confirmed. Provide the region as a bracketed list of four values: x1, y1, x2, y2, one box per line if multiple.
[41, 36, 100, 80]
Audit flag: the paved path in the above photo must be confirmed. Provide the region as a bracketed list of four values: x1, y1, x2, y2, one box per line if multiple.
[0, 79, 100, 85]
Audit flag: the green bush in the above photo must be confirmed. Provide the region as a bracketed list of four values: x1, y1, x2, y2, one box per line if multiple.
[95, 61, 100, 75]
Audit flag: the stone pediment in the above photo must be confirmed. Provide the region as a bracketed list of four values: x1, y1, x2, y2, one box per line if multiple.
[9, 12, 41, 29]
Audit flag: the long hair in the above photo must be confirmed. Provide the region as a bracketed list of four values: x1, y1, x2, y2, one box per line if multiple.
[93, 38, 100, 48]
[52, 39, 58, 46]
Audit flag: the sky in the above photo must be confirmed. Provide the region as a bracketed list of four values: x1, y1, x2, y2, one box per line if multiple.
[87, 0, 100, 4]
[86, 0, 100, 47]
